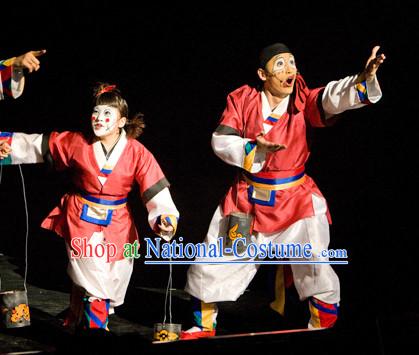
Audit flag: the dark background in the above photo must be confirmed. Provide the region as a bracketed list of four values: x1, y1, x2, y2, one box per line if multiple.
[0, 0, 417, 335]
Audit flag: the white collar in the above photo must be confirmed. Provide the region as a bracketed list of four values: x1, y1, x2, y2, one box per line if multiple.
[93, 129, 128, 186]
[261, 91, 289, 119]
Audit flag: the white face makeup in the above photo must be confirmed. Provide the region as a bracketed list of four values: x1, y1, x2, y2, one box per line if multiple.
[91, 105, 120, 137]
[260, 53, 298, 98]
[271, 55, 296, 74]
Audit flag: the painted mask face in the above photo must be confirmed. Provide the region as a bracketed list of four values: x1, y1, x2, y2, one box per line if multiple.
[91, 105, 120, 137]
[264, 53, 297, 97]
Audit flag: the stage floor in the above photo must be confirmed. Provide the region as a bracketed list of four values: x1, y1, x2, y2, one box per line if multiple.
[0, 254, 416, 355]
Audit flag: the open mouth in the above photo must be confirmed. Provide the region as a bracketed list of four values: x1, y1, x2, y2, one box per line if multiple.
[285, 75, 295, 86]
[94, 124, 104, 129]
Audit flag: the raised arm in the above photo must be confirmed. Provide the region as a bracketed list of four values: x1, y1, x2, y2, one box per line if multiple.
[0, 49, 46, 100]
[321, 46, 386, 117]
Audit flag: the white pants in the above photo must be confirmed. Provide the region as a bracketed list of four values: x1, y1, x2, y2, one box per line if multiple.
[66, 232, 134, 310]
[185, 194, 340, 304]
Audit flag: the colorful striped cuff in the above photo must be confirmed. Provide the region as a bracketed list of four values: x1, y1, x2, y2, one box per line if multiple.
[0, 132, 13, 165]
[356, 80, 371, 104]
[0, 58, 16, 70]
[243, 141, 257, 172]
[0, 58, 15, 98]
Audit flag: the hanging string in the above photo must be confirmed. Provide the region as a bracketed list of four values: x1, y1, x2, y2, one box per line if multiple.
[18, 165, 29, 292]
[0, 164, 29, 292]
[163, 257, 173, 324]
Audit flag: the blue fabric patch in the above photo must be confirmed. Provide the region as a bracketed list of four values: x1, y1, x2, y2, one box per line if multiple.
[80, 204, 113, 226]
[247, 186, 276, 206]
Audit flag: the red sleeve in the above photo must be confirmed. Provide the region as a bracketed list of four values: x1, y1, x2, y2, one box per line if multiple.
[304, 87, 336, 128]
[304, 87, 325, 127]
[215, 85, 255, 136]
[48, 131, 82, 171]
[293, 74, 336, 128]
[134, 144, 170, 203]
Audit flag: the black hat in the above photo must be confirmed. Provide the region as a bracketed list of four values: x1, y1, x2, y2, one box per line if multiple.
[259, 43, 291, 69]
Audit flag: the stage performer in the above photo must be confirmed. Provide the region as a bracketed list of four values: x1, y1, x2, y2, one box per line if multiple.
[181, 43, 385, 339]
[0, 83, 179, 332]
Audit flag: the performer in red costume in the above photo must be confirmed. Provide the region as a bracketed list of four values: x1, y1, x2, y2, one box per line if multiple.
[0, 83, 179, 332]
[181, 43, 385, 338]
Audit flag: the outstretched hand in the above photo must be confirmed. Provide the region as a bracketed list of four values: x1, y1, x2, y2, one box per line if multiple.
[13, 50, 47, 73]
[256, 133, 287, 153]
[359, 46, 386, 83]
